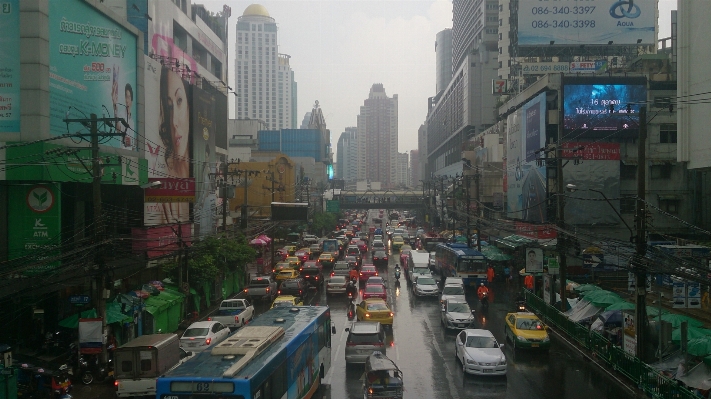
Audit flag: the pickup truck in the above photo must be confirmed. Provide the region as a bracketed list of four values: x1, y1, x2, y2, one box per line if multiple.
[245, 276, 277, 301]
[207, 298, 255, 329]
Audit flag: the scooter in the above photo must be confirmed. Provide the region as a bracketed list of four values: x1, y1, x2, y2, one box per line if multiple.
[79, 355, 113, 385]
[480, 292, 489, 309]
[394, 266, 401, 281]
[515, 300, 526, 312]
[346, 280, 357, 301]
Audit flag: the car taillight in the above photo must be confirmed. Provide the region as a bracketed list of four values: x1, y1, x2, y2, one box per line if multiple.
[389, 312, 394, 317]
[266, 287, 270, 292]
[235, 315, 240, 322]
[114, 380, 119, 390]
[374, 342, 385, 347]
[205, 338, 211, 345]
[315, 276, 319, 280]
[360, 272, 363, 275]
[365, 313, 370, 318]
[299, 290, 302, 294]
[278, 290, 281, 294]
[331, 272, 335, 277]
[374, 257, 378, 260]
[244, 288, 249, 293]
[207, 317, 212, 321]
[375, 272, 378, 276]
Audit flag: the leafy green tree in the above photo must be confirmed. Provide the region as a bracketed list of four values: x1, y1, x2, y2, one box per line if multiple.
[310, 212, 337, 236]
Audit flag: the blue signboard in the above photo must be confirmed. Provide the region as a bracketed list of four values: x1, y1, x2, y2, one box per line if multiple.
[69, 295, 91, 305]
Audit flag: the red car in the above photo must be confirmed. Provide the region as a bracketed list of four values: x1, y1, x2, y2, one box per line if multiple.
[359, 264, 378, 284]
[362, 283, 387, 300]
[356, 240, 368, 253]
[295, 250, 310, 263]
[400, 249, 411, 267]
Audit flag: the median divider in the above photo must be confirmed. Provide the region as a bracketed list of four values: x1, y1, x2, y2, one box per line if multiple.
[525, 291, 696, 399]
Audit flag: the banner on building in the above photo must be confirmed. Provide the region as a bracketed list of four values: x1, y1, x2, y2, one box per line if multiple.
[0, 0, 21, 133]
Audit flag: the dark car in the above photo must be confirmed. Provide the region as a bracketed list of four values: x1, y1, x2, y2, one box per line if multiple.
[372, 250, 389, 268]
[300, 264, 324, 288]
[347, 246, 362, 265]
[277, 278, 307, 299]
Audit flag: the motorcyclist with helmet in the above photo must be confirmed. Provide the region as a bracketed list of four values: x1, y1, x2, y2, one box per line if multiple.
[477, 282, 490, 305]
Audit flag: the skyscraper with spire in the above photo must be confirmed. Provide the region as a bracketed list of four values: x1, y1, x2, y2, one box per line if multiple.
[235, 4, 296, 129]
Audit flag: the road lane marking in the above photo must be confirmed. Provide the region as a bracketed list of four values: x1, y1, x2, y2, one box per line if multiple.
[395, 344, 400, 360]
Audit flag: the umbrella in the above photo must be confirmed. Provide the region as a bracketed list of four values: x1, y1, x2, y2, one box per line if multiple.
[588, 291, 624, 308]
[605, 301, 635, 311]
[574, 284, 603, 293]
[672, 326, 711, 343]
[687, 336, 711, 357]
[250, 238, 267, 246]
[454, 235, 467, 243]
[591, 310, 624, 332]
[661, 313, 704, 328]
[646, 306, 669, 317]
[256, 234, 272, 243]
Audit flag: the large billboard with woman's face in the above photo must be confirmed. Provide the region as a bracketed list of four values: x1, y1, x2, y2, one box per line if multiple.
[49, 0, 137, 149]
[144, 55, 194, 226]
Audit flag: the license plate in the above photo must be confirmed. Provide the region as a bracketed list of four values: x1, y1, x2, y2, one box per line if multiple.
[532, 344, 539, 348]
[483, 369, 493, 373]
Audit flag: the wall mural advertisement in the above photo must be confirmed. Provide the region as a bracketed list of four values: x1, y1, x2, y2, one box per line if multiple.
[143, 55, 194, 226]
[192, 84, 217, 238]
[517, 0, 657, 46]
[8, 184, 62, 275]
[563, 82, 647, 133]
[48, 0, 137, 149]
[0, 0, 20, 133]
[506, 92, 548, 222]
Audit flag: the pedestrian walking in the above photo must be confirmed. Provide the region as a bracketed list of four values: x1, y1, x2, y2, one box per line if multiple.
[504, 265, 511, 286]
[487, 265, 495, 283]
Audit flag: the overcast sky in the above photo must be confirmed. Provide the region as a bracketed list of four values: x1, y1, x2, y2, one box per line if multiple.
[198, 0, 677, 156]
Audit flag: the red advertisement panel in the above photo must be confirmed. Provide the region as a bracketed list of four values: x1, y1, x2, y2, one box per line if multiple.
[132, 223, 192, 259]
[515, 222, 558, 239]
[561, 142, 620, 161]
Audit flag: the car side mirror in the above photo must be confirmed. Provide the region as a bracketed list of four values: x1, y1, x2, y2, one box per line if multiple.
[345, 327, 350, 332]
[471, 310, 476, 314]
[331, 326, 337, 334]
[499, 344, 505, 349]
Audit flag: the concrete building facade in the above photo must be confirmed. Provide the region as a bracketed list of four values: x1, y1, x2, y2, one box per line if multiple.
[436, 29, 453, 95]
[357, 84, 399, 188]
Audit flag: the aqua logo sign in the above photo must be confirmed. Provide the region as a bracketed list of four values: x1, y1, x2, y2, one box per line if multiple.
[610, 0, 641, 19]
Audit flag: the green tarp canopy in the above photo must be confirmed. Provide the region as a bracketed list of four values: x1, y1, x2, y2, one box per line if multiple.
[495, 235, 536, 249]
[105, 302, 132, 325]
[58, 309, 97, 329]
[480, 245, 512, 261]
[144, 291, 184, 333]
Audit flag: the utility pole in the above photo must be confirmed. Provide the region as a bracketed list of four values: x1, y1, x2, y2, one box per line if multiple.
[557, 84, 568, 313]
[466, 176, 472, 249]
[439, 177, 445, 231]
[475, 167, 481, 252]
[635, 106, 648, 361]
[221, 161, 228, 233]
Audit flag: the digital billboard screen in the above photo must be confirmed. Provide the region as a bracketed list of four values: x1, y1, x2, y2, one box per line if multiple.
[517, 0, 657, 46]
[563, 82, 647, 133]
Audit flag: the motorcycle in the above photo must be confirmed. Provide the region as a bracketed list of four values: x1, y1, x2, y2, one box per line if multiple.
[515, 300, 526, 312]
[347, 302, 356, 320]
[78, 355, 113, 385]
[347, 281, 358, 301]
[480, 292, 489, 309]
[394, 266, 401, 281]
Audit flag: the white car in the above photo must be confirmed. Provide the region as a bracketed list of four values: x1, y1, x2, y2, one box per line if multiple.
[455, 329, 507, 376]
[409, 266, 431, 283]
[413, 276, 439, 297]
[440, 283, 466, 304]
[441, 299, 476, 330]
[179, 321, 230, 353]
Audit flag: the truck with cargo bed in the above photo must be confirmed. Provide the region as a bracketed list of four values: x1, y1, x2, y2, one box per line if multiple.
[207, 298, 254, 329]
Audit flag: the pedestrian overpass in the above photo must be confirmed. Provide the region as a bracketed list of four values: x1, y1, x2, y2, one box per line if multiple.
[334, 190, 425, 210]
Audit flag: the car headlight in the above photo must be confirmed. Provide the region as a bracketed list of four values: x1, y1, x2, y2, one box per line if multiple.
[446, 314, 454, 321]
[477, 362, 488, 366]
[516, 335, 528, 342]
[466, 359, 476, 364]
[498, 359, 507, 366]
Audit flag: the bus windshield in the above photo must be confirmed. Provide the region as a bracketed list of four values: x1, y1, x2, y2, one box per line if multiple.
[457, 260, 486, 273]
[323, 240, 338, 253]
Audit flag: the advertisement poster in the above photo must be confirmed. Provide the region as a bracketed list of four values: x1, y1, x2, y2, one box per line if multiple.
[688, 282, 701, 309]
[48, 0, 137, 149]
[507, 92, 547, 221]
[143, 55, 193, 226]
[192, 85, 217, 238]
[0, 0, 20, 133]
[543, 274, 552, 305]
[8, 184, 62, 275]
[517, 0, 656, 46]
[673, 281, 687, 308]
[563, 83, 647, 133]
[623, 310, 636, 356]
[525, 247, 544, 274]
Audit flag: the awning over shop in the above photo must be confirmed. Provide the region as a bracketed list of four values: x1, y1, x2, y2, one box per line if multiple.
[480, 246, 512, 261]
[58, 309, 98, 329]
[105, 302, 132, 325]
[494, 235, 536, 249]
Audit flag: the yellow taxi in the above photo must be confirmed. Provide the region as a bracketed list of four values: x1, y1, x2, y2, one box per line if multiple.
[319, 253, 336, 267]
[275, 269, 300, 283]
[504, 312, 551, 350]
[272, 262, 295, 275]
[285, 256, 301, 268]
[355, 298, 394, 327]
[270, 295, 303, 309]
[391, 236, 405, 252]
[282, 245, 297, 256]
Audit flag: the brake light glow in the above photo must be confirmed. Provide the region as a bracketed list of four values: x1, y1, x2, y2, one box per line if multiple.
[278, 290, 281, 294]
[234, 316, 240, 322]
[365, 313, 370, 318]
[389, 312, 394, 317]
[244, 288, 249, 293]
[266, 287, 270, 292]
[114, 380, 119, 390]
[207, 317, 212, 321]
[205, 338, 212, 345]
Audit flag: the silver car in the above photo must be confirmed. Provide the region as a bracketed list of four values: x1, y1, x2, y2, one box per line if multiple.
[344, 322, 385, 364]
[413, 276, 440, 297]
[327, 275, 348, 295]
[440, 283, 466, 304]
[441, 299, 476, 329]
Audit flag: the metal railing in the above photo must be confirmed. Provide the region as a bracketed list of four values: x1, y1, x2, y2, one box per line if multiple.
[525, 291, 696, 399]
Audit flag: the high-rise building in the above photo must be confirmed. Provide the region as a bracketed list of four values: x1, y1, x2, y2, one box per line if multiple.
[235, 4, 296, 129]
[410, 149, 420, 188]
[336, 127, 358, 183]
[394, 152, 410, 188]
[436, 29, 453, 95]
[357, 84, 399, 188]
[300, 112, 312, 129]
[452, 0, 499, 71]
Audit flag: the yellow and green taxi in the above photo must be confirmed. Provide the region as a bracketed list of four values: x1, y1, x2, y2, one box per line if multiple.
[285, 256, 301, 268]
[319, 253, 336, 267]
[355, 298, 394, 326]
[272, 262, 295, 275]
[283, 245, 297, 256]
[391, 236, 405, 252]
[275, 269, 300, 283]
[270, 295, 303, 309]
[504, 312, 551, 350]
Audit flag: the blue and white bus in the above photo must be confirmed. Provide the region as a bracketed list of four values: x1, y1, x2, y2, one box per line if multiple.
[435, 243, 487, 287]
[155, 306, 333, 399]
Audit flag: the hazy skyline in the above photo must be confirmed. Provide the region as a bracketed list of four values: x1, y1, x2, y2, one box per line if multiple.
[199, 0, 677, 155]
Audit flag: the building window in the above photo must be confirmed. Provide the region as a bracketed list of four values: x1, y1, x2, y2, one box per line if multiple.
[659, 123, 677, 143]
[659, 199, 680, 214]
[620, 164, 637, 180]
[620, 197, 636, 214]
[653, 96, 672, 109]
[650, 164, 673, 179]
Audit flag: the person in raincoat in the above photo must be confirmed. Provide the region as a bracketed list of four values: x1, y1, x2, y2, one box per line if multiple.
[487, 266, 495, 283]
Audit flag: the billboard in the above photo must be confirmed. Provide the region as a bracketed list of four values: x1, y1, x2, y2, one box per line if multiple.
[144, 55, 193, 226]
[48, 0, 137, 149]
[506, 92, 547, 222]
[192, 85, 218, 238]
[517, 0, 657, 46]
[563, 79, 647, 133]
[0, 0, 20, 133]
